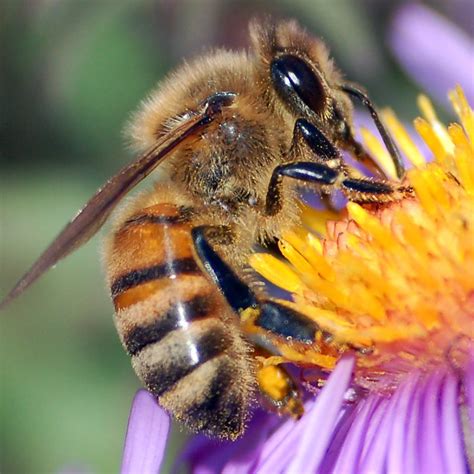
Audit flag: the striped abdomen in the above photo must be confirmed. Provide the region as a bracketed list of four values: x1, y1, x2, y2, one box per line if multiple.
[105, 203, 254, 439]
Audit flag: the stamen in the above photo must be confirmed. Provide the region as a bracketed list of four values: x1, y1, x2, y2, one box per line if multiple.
[249, 253, 303, 294]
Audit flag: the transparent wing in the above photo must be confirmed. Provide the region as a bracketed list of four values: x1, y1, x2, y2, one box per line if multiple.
[1, 94, 233, 309]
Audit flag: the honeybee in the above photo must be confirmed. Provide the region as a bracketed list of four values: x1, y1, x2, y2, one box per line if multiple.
[2, 19, 411, 439]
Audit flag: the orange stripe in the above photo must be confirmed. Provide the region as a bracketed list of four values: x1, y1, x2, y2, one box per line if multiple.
[110, 203, 207, 311]
[110, 212, 194, 279]
[114, 279, 173, 310]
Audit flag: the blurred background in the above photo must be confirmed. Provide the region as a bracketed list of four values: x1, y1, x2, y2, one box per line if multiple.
[1, 0, 472, 472]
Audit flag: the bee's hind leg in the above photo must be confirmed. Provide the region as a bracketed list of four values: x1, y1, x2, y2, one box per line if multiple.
[191, 225, 257, 314]
[191, 225, 323, 417]
[191, 225, 321, 343]
[253, 344, 304, 420]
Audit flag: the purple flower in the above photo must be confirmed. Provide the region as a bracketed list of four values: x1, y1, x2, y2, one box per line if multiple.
[389, 4, 474, 107]
[178, 358, 473, 472]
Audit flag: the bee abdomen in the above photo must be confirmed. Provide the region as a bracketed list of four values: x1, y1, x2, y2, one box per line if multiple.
[108, 203, 199, 312]
[159, 351, 250, 439]
[132, 318, 232, 394]
[110, 257, 200, 298]
[125, 290, 253, 438]
[105, 202, 254, 438]
[122, 294, 212, 356]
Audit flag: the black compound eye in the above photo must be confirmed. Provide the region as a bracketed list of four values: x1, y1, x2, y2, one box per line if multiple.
[271, 55, 326, 115]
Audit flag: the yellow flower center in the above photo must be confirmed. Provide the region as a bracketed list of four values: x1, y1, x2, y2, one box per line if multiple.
[250, 86, 474, 392]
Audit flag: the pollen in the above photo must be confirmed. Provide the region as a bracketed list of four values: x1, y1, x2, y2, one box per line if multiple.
[251, 87, 474, 393]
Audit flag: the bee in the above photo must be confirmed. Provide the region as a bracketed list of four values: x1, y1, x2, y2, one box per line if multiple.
[2, 19, 411, 439]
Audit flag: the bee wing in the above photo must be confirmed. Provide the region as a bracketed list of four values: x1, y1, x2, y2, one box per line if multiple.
[1, 96, 229, 309]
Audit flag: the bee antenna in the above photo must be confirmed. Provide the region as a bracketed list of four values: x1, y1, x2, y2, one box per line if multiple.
[342, 84, 405, 179]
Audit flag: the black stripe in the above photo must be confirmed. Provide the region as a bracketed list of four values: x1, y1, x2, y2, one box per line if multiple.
[141, 327, 231, 397]
[124, 295, 213, 355]
[256, 301, 323, 344]
[123, 206, 193, 227]
[111, 257, 201, 296]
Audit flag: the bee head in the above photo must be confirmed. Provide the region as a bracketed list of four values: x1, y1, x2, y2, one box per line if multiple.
[250, 19, 354, 135]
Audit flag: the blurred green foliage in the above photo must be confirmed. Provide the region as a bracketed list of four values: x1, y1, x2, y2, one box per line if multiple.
[0, 0, 468, 472]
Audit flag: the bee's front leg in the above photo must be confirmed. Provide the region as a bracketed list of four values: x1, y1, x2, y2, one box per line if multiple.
[265, 118, 411, 216]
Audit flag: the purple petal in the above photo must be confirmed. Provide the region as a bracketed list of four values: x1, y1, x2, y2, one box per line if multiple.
[254, 396, 320, 472]
[120, 389, 170, 474]
[176, 435, 224, 474]
[403, 374, 425, 473]
[178, 435, 238, 474]
[465, 351, 474, 436]
[358, 384, 404, 472]
[221, 411, 278, 474]
[331, 394, 381, 473]
[251, 410, 303, 473]
[358, 397, 390, 462]
[386, 373, 420, 474]
[284, 354, 355, 473]
[177, 411, 277, 474]
[441, 372, 466, 473]
[419, 372, 446, 474]
[316, 403, 358, 473]
[175, 434, 216, 469]
[192, 446, 236, 474]
[389, 4, 474, 107]
[256, 406, 317, 472]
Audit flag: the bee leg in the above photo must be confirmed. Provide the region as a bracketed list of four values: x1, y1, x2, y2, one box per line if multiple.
[339, 176, 413, 203]
[265, 161, 338, 216]
[266, 121, 412, 215]
[254, 345, 304, 419]
[191, 225, 258, 313]
[293, 118, 413, 201]
[292, 117, 385, 180]
[265, 159, 411, 212]
[291, 118, 340, 162]
[192, 225, 326, 344]
[192, 226, 316, 416]
[266, 119, 342, 216]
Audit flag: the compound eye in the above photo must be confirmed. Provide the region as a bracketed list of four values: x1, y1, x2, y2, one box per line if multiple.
[271, 55, 326, 115]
